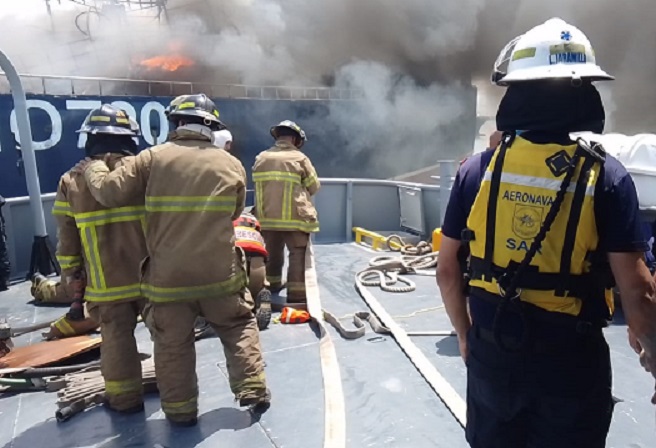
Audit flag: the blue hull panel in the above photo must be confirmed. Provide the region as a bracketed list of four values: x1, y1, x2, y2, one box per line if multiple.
[0, 92, 475, 198]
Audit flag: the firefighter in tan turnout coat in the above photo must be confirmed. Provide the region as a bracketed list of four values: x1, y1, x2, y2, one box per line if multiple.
[53, 104, 148, 413]
[252, 120, 320, 304]
[79, 93, 270, 427]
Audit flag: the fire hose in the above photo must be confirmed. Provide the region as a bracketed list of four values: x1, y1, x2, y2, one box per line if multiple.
[351, 236, 467, 428]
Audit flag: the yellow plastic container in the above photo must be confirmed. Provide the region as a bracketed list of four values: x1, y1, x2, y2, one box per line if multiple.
[432, 228, 443, 252]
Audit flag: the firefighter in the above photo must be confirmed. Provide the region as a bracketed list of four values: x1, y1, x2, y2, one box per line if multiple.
[252, 120, 320, 305]
[218, 131, 271, 327]
[77, 93, 270, 427]
[0, 195, 9, 291]
[436, 18, 656, 448]
[40, 273, 99, 341]
[234, 210, 272, 330]
[53, 104, 149, 413]
[195, 209, 272, 335]
[30, 274, 74, 303]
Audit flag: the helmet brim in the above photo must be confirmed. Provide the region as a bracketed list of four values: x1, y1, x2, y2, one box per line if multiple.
[168, 109, 222, 123]
[497, 64, 614, 85]
[77, 125, 140, 136]
[270, 125, 306, 142]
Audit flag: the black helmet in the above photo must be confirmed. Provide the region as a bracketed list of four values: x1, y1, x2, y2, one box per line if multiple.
[77, 104, 140, 136]
[270, 120, 307, 148]
[165, 93, 225, 129]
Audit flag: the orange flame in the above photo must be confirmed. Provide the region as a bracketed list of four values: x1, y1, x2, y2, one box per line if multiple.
[139, 54, 195, 72]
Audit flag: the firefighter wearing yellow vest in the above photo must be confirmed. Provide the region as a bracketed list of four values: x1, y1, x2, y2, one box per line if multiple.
[437, 18, 656, 447]
[78, 94, 270, 426]
[252, 120, 320, 304]
[53, 104, 148, 413]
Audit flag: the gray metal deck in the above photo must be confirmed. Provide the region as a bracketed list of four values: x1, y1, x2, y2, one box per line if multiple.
[0, 243, 654, 447]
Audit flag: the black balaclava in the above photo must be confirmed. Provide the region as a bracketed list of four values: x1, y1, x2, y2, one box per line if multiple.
[496, 80, 606, 135]
[85, 134, 138, 158]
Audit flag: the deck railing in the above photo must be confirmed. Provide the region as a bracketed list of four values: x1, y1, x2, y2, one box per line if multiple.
[0, 72, 363, 100]
[2, 173, 457, 280]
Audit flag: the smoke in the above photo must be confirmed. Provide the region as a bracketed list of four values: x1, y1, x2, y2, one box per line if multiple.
[1, 0, 655, 175]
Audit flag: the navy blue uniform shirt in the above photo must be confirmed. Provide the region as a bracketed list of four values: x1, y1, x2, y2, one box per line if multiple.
[442, 132, 648, 332]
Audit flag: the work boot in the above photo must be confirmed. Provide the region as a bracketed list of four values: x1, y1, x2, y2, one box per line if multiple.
[194, 317, 215, 340]
[166, 415, 198, 427]
[239, 388, 271, 415]
[254, 289, 272, 331]
[103, 398, 145, 414]
[0, 280, 8, 292]
[269, 282, 286, 294]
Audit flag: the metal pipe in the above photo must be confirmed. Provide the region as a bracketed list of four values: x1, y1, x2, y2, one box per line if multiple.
[0, 50, 47, 237]
[406, 331, 456, 337]
[345, 182, 353, 242]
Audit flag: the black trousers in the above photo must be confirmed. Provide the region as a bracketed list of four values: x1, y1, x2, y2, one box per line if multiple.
[0, 197, 9, 289]
[465, 325, 614, 448]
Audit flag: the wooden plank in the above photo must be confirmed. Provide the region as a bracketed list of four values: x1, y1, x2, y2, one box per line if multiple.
[0, 335, 102, 369]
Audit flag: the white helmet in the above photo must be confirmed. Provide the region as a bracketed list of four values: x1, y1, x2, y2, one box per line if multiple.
[491, 17, 614, 86]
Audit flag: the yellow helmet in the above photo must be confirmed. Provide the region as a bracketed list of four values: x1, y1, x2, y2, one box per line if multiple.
[270, 120, 307, 148]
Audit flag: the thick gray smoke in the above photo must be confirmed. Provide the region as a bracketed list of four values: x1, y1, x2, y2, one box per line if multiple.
[1, 0, 655, 175]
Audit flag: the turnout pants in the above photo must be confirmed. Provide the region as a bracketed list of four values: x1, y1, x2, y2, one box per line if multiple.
[87, 299, 146, 412]
[144, 290, 268, 424]
[465, 325, 614, 448]
[261, 230, 309, 302]
[248, 255, 267, 298]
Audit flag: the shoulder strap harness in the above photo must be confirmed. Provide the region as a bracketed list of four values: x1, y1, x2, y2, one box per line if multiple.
[463, 132, 609, 352]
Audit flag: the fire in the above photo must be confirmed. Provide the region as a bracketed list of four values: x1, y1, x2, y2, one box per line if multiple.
[139, 54, 195, 72]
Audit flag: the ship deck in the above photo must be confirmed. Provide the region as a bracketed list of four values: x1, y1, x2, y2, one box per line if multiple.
[0, 243, 654, 448]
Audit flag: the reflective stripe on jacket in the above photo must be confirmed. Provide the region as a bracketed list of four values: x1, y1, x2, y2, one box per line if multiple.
[466, 136, 612, 318]
[252, 141, 320, 233]
[84, 130, 249, 303]
[52, 155, 148, 302]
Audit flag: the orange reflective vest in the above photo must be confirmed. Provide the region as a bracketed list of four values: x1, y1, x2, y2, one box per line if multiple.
[280, 307, 310, 324]
[233, 213, 268, 258]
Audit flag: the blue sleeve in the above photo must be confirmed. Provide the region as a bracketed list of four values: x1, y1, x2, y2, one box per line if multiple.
[441, 152, 492, 240]
[442, 169, 468, 240]
[596, 163, 648, 253]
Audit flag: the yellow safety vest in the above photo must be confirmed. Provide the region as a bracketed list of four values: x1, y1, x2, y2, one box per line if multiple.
[466, 136, 613, 319]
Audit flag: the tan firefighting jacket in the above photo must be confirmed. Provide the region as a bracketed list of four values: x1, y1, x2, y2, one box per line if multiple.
[52, 154, 148, 303]
[83, 128, 249, 303]
[252, 141, 320, 232]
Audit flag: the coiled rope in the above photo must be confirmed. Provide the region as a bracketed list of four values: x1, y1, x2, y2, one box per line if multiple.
[356, 235, 438, 292]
